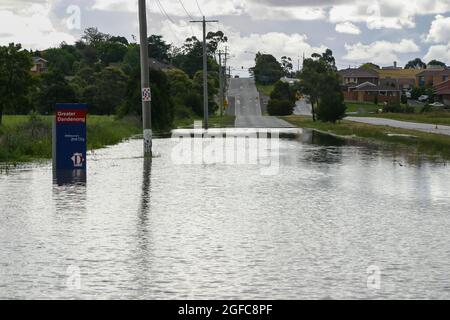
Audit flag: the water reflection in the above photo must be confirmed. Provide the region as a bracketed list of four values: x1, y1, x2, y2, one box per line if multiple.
[53, 169, 86, 186]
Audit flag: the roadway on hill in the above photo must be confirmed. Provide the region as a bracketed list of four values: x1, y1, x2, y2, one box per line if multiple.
[226, 78, 294, 128]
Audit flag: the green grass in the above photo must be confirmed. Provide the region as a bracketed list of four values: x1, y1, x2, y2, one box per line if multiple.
[282, 115, 450, 160]
[256, 84, 275, 97]
[345, 102, 382, 113]
[0, 115, 141, 163]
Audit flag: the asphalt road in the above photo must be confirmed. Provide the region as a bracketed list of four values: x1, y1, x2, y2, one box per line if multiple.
[294, 99, 313, 116]
[227, 78, 294, 128]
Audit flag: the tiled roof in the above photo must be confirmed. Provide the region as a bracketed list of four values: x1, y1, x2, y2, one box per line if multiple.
[148, 58, 173, 71]
[339, 68, 379, 78]
[351, 81, 400, 92]
[32, 56, 48, 63]
[416, 68, 450, 77]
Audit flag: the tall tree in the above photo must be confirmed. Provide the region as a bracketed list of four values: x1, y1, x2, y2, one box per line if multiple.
[206, 31, 228, 55]
[91, 67, 128, 114]
[148, 35, 171, 63]
[252, 53, 283, 85]
[360, 62, 380, 70]
[428, 59, 446, 68]
[299, 49, 344, 122]
[82, 27, 110, 47]
[0, 43, 33, 124]
[405, 58, 427, 69]
[281, 56, 294, 77]
[34, 71, 77, 114]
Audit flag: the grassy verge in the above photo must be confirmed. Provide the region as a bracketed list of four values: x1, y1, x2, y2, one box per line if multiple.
[256, 84, 275, 97]
[0, 115, 141, 163]
[345, 102, 382, 113]
[173, 115, 235, 129]
[282, 115, 450, 160]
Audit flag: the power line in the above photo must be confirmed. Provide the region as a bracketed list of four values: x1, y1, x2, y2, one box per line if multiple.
[153, 0, 183, 43]
[178, 0, 194, 20]
[155, 0, 176, 24]
[177, 0, 196, 36]
[194, 0, 204, 17]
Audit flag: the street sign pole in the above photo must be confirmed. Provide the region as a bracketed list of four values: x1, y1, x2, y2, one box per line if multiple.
[138, 0, 152, 157]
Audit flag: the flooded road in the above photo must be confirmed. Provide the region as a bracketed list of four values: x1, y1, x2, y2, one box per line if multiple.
[1, 131, 450, 299]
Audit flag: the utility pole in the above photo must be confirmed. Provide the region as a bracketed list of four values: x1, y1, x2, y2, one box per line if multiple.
[138, 0, 151, 157]
[218, 50, 224, 116]
[190, 16, 218, 130]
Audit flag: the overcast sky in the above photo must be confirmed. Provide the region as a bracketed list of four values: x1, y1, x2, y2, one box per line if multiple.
[2, 0, 450, 76]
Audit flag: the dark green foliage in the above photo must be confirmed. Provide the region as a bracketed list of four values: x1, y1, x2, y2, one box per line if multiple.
[1, 28, 225, 131]
[34, 71, 77, 114]
[43, 47, 77, 75]
[405, 58, 427, 69]
[148, 35, 171, 63]
[267, 99, 294, 116]
[360, 62, 380, 70]
[316, 73, 346, 123]
[401, 94, 408, 104]
[299, 49, 341, 122]
[382, 102, 414, 113]
[89, 67, 127, 114]
[97, 41, 127, 65]
[270, 81, 295, 102]
[119, 69, 174, 131]
[0, 43, 33, 124]
[267, 80, 296, 116]
[252, 53, 284, 85]
[428, 60, 446, 68]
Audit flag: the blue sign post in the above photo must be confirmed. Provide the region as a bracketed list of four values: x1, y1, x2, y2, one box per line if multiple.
[52, 103, 87, 184]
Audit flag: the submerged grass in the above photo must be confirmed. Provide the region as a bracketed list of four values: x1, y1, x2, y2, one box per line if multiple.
[282, 115, 450, 160]
[0, 115, 141, 163]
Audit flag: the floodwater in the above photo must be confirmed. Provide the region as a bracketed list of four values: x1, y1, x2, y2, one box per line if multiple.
[1, 130, 450, 299]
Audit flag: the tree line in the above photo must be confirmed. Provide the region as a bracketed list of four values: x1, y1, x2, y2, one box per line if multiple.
[0, 27, 228, 129]
[252, 49, 346, 122]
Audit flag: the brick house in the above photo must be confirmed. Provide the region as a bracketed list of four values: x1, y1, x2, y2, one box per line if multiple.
[31, 57, 48, 74]
[378, 68, 421, 91]
[343, 82, 401, 104]
[416, 68, 450, 87]
[338, 68, 379, 86]
[433, 80, 450, 106]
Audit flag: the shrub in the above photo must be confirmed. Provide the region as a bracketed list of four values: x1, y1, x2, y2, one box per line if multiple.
[401, 94, 408, 104]
[383, 102, 415, 113]
[267, 99, 295, 116]
[316, 90, 347, 123]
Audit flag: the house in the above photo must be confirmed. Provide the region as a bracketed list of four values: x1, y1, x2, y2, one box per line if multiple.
[31, 56, 48, 74]
[381, 61, 402, 70]
[416, 68, 450, 87]
[148, 58, 174, 72]
[343, 81, 401, 104]
[433, 80, 450, 106]
[378, 68, 421, 92]
[338, 68, 379, 86]
[280, 76, 300, 85]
